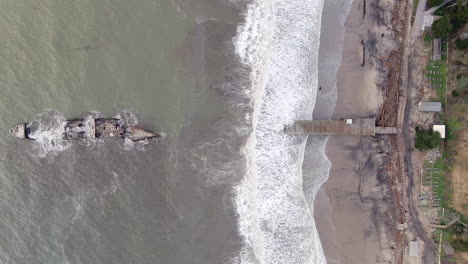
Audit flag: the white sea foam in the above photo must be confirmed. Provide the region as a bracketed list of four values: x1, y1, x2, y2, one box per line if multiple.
[233, 0, 326, 263]
[28, 109, 72, 158]
[114, 110, 139, 127]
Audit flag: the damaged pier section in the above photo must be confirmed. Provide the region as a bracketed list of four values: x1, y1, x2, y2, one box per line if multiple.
[285, 118, 397, 136]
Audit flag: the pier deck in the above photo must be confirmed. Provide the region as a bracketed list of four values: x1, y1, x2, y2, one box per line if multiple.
[285, 118, 397, 136]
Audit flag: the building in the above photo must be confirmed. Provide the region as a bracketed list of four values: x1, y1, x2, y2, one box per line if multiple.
[409, 241, 419, 257]
[433, 38, 442, 61]
[419, 101, 442, 112]
[433, 125, 446, 138]
[423, 14, 434, 30]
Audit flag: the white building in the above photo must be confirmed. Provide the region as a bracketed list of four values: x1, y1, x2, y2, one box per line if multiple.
[423, 14, 434, 30]
[409, 241, 419, 257]
[433, 125, 446, 139]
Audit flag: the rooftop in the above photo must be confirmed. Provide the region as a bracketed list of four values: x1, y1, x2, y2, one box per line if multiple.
[409, 241, 419, 257]
[433, 125, 446, 138]
[433, 38, 442, 61]
[423, 14, 434, 30]
[419, 101, 442, 112]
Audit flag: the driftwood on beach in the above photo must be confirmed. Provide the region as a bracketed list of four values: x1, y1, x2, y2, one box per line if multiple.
[361, 40, 366, 67]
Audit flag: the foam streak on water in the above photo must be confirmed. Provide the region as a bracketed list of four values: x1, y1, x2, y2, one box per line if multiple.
[233, 0, 326, 263]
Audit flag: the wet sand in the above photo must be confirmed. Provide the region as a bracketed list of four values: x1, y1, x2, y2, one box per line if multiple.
[313, 0, 398, 263]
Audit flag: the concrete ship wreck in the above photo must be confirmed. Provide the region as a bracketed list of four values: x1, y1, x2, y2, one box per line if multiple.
[10, 118, 160, 141]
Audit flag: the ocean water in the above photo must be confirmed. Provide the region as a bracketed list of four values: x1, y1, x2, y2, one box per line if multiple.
[0, 1, 248, 263]
[0, 0, 350, 263]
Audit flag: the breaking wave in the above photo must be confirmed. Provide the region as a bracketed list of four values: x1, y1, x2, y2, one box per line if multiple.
[28, 109, 72, 158]
[233, 0, 326, 263]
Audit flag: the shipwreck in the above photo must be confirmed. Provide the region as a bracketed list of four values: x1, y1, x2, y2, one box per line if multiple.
[10, 118, 160, 141]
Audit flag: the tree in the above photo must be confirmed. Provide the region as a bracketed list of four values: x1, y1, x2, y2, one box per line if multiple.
[452, 89, 460, 96]
[428, 0, 443, 7]
[455, 38, 468, 50]
[415, 128, 441, 151]
[450, 4, 468, 29]
[432, 15, 453, 39]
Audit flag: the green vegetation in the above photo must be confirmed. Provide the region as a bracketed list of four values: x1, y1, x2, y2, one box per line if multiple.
[428, 0, 443, 7]
[452, 238, 468, 252]
[415, 128, 441, 150]
[455, 38, 468, 50]
[424, 156, 448, 207]
[449, 3, 468, 30]
[441, 40, 448, 61]
[437, 223, 468, 253]
[457, 74, 468, 93]
[429, 3, 468, 40]
[433, 15, 453, 39]
[425, 61, 447, 104]
[446, 117, 463, 139]
[424, 32, 433, 47]
[425, 3, 468, 255]
[433, 157, 446, 205]
[456, 104, 468, 113]
[434, 156, 445, 171]
[447, 117, 463, 132]
[434, 5, 448, 16]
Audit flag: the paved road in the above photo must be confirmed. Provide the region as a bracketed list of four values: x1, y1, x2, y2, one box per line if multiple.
[412, 0, 428, 42]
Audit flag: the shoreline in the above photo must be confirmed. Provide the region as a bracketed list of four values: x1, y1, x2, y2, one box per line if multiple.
[313, 0, 412, 263]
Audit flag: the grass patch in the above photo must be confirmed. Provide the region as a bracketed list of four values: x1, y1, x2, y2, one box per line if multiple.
[456, 74, 468, 93]
[441, 40, 448, 61]
[424, 157, 448, 207]
[425, 61, 447, 105]
[434, 208, 468, 252]
[433, 157, 447, 207]
[434, 157, 445, 170]
[446, 117, 463, 139]
[456, 104, 468, 113]
[436, 224, 468, 253]
[424, 32, 433, 47]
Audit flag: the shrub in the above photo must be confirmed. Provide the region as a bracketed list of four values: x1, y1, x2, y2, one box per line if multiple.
[455, 38, 468, 50]
[428, 0, 443, 7]
[452, 89, 459, 97]
[432, 15, 453, 39]
[449, 4, 468, 29]
[415, 128, 441, 150]
[452, 239, 468, 252]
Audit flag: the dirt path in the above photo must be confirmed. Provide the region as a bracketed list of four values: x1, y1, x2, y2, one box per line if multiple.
[396, 0, 439, 261]
[404, 53, 437, 264]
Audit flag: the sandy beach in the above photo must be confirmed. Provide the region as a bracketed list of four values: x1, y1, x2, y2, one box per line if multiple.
[314, 0, 410, 263]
